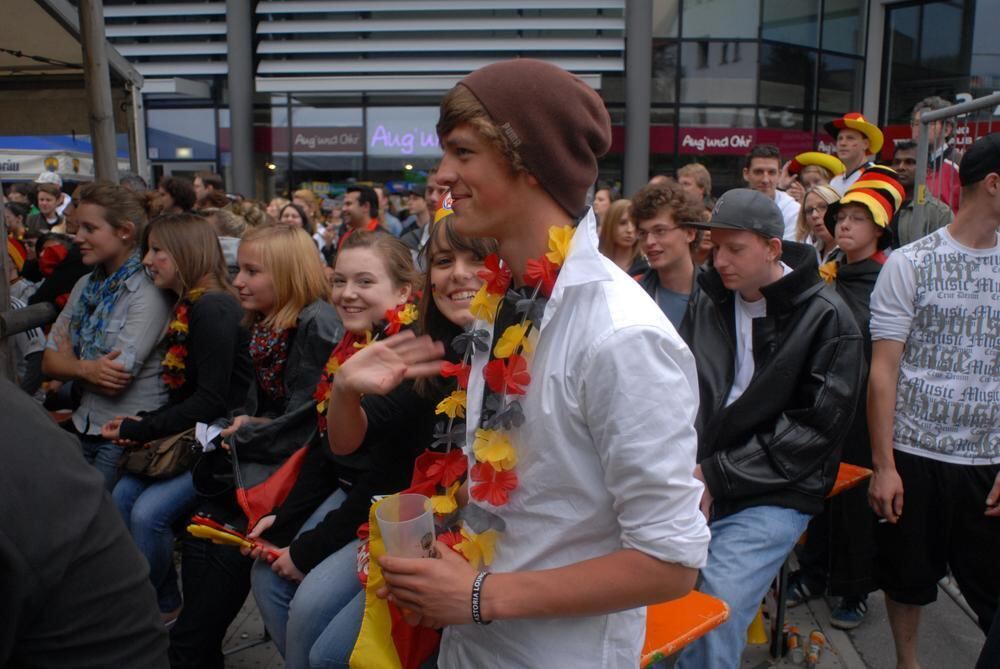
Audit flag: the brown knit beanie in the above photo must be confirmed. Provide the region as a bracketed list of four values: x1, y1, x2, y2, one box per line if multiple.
[456, 59, 612, 218]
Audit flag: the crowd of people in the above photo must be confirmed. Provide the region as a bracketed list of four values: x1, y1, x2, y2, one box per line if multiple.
[2, 60, 998, 669]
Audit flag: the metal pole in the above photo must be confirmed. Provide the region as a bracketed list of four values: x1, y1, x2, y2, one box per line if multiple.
[78, 0, 119, 182]
[226, 0, 256, 197]
[0, 186, 14, 382]
[912, 92, 1000, 232]
[624, 0, 652, 197]
[912, 120, 930, 233]
[128, 83, 149, 182]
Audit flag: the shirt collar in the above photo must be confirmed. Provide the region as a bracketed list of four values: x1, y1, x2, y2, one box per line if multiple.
[549, 208, 613, 296]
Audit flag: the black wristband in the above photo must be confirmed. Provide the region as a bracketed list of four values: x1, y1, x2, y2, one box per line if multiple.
[471, 570, 491, 625]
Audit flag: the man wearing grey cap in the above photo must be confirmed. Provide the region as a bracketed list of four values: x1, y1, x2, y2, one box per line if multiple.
[676, 188, 864, 669]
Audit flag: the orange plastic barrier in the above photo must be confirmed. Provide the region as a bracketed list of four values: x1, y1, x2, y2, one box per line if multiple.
[641, 591, 730, 667]
[828, 462, 873, 498]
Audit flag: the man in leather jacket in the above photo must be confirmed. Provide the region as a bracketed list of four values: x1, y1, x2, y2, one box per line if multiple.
[676, 188, 865, 669]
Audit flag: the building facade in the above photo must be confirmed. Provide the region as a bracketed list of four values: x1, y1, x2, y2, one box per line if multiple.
[100, 0, 1000, 199]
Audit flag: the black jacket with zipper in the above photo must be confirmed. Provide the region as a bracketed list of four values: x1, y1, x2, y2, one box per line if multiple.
[684, 241, 865, 519]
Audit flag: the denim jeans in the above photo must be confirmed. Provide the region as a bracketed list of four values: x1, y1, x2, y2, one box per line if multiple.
[78, 434, 124, 491]
[252, 489, 365, 669]
[676, 505, 810, 669]
[113, 472, 197, 612]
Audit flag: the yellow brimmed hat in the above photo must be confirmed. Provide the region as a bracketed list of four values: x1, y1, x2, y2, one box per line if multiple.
[788, 151, 846, 177]
[825, 166, 904, 243]
[824, 112, 884, 155]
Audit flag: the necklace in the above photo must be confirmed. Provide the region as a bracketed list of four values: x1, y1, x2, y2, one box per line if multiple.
[314, 303, 419, 434]
[421, 226, 573, 568]
[162, 288, 207, 391]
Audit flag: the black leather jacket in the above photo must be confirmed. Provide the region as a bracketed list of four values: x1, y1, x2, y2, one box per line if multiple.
[684, 242, 865, 518]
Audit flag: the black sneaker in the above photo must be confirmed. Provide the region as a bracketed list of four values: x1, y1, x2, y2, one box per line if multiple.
[785, 571, 819, 608]
[830, 596, 868, 630]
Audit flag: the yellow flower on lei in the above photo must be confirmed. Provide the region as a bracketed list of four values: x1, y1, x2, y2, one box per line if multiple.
[469, 285, 502, 323]
[435, 389, 467, 419]
[431, 481, 461, 515]
[163, 351, 184, 369]
[353, 331, 375, 350]
[169, 320, 189, 335]
[473, 428, 517, 470]
[819, 260, 838, 284]
[324, 357, 341, 376]
[545, 225, 574, 266]
[493, 322, 534, 359]
[398, 303, 418, 325]
[456, 527, 498, 569]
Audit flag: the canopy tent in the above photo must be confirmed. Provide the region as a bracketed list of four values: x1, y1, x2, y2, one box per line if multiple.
[0, 0, 144, 172]
[0, 135, 131, 182]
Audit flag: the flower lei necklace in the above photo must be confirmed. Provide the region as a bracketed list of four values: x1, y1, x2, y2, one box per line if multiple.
[418, 225, 574, 568]
[162, 288, 207, 390]
[314, 303, 419, 434]
[819, 249, 888, 283]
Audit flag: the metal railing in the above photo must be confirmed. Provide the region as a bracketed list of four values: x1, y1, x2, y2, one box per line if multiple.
[912, 91, 1000, 231]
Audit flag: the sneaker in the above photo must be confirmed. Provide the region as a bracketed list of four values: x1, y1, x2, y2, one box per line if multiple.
[785, 571, 819, 608]
[830, 596, 868, 630]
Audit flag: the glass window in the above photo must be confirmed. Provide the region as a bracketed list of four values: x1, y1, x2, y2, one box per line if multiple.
[682, 0, 759, 39]
[970, 0, 1000, 98]
[652, 0, 680, 37]
[652, 40, 678, 103]
[678, 106, 756, 128]
[759, 43, 817, 110]
[147, 108, 216, 161]
[679, 41, 757, 104]
[919, 2, 965, 72]
[822, 0, 866, 54]
[886, 3, 920, 67]
[761, 0, 819, 48]
[819, 54, 863, 113]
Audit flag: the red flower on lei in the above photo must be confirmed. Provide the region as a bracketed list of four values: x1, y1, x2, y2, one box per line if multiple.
[440, 361, 471, 390]
[483, 354, 530, 395]
[470, 462, 519, 507]
[477, 254, 512, 294]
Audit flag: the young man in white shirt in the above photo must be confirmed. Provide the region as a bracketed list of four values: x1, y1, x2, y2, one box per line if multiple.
[742, 144, 800, 240]
[868, 132, 1000, 669]
[826, 112, 883, 195]
[376, 58, 710, 667]
[677, 188, 864, 669]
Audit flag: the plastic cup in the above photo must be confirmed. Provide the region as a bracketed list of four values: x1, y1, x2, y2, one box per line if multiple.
[375, 493, 435, 558]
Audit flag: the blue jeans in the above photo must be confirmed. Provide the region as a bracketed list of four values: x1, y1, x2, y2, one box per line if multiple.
[79, 434, 124, 491]
[676, 505, 810, 669]
[113, 472, 197, 612]
[252, 489, 365, 668]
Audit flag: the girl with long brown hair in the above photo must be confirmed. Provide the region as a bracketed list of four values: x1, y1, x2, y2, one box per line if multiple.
[104, 212, 254, 626]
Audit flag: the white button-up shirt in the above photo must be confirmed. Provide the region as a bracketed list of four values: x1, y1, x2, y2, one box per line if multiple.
[440, 211, 710, 668]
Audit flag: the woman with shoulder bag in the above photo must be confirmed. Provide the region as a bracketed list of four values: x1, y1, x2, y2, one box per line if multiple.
[102, 213, 253, 626]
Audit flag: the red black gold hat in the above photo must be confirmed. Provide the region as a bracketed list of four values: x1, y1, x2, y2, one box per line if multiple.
[825, 165, 905, 236]
[824, 112, 884, 155]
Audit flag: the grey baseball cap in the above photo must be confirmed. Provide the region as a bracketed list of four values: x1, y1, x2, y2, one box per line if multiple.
[691, 188, 785, 239]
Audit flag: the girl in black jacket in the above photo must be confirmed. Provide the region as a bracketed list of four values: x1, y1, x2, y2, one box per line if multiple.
[249, 222, 495, 669]
[105, 213, 252, 626]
